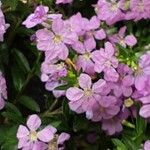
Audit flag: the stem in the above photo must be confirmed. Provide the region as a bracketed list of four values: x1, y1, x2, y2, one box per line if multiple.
[13, 52, 41, 104]
[42, 99, 59, 116]
[42, 108, 62, 117]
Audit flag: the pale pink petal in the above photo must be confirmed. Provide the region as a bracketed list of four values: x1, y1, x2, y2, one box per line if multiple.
[94, 29, 106, 40]
[94, 62, 105, 73]
[17, 125, 29, 138]
[57, 133, 70, 145]
[139, 104, 150, 118]
[37, 125, 57, 142]
[118, 26, 126, 37]
[135, 75, 147, 91]
[27, 114, 41, 131]
[125, 35, 137, 47]
[92, 79, 106, 93]
[66, 87, 84, 101]
[18, 137, 29, 149]
[139, 95, 150, 104]
[84, 37, 96, 51]
[69, 99, 84, 113]
[105, 42, 115, 56]
[79, 73, 92, 89]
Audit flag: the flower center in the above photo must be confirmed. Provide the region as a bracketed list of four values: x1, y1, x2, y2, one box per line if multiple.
[56, 62, 65, 70]
[87, 31, 94, 37]
[105, 60, 111, 67]
[83, 52, 91, 60]
[119, 38, 125, 46]
[111, 3, 119, 11]
[124, 98, 134, 108]
[84, 89, 93, 97]
[138, 2, 144, 12]
[79, 36, 84, 42]
[135, 66, 144, 76]
[53, 35, 62, 43]
[99, 106, 105, 112]
[29, 131, 38, 141]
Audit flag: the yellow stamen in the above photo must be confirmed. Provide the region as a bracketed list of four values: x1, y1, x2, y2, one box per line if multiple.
[53, 35, 62, 43]
[29, 131, 38, 141]
[124, 98, 134, 108]
[84, 89, 92, 97]
[83, 52, 92, 60]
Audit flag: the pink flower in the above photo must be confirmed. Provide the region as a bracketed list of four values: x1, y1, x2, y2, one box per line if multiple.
[41, 61, 67, 82]
[0, 7, 9, 41]
[66, 73, 106, 113]
[22, 5, 49, 28]
[17, 114, 57, 149]
[41, 61, 67, 98]
[36, 18, 78, 60]
[90, 96, 120, 122]
[64, 13, 83, 35]
[113, 64, 134, 97]
[125, 0, 150, 21]
[134, 51, 150, 91]
[144, 140, 150, 150]
[92, 42, 119, 82]
[75, 39, 96, 75]
[109, 26, 137, 47]
[95, 0, 125, 25]
[0, 72, 7, 109]
[56, 0, 73, 4]
[101, 117, 123, 135]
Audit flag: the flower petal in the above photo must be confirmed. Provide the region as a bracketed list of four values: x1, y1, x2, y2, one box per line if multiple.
[37, 125, 57, 142]
[17, 125, 29, 139]
[57, 133, 70, 145]
[125, 35, 137, 47]
[79, 73, 92, 89]
[66, 87, 84, 101]
[139, 104, 150, 118]
[92, 79, 106, 93]
[27, 114, 41, 131]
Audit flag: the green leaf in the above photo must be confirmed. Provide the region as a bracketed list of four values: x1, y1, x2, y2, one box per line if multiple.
[1, 126, 18, 150]
[73, 116, 89, 132]
[3, 0, 18, 10]
[112, 139, 127, 150]
[135, 115, 147, 134]
[13, 49, 30, 73]
[2, 112, 23, 122]
[19, 95, 40, 112]
[55, 84, 71, 90]
[11, 65, 25, 91]
[5, 102, 22, 117]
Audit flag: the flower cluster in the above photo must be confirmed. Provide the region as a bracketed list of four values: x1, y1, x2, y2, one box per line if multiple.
[95, 0, 150, 24]
[0, 71, 7, 109]
[55, 0, 150, 23]
[17, 114, 70, 150]
[133, 51, 150, 119]
[21, 0, 150, 149]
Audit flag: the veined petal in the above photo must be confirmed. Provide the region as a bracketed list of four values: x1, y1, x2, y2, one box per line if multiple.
[17, 125, 29, 139]
[66, 87, 84, 101]
[79, 73, 92, 89]
[27, 114, 41, 131]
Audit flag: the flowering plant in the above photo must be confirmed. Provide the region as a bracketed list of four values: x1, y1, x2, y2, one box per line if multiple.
[0, 0, 150, 149]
